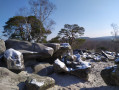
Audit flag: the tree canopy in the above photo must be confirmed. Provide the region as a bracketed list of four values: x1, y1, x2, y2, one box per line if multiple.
[58, 24, 85, 45]
[2, 0, 56, 42]
[48, 36, 60, 43]
[3, 16, 51, 42]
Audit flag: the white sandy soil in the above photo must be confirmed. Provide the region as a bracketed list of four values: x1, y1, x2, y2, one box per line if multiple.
[48, 60, 119, 90]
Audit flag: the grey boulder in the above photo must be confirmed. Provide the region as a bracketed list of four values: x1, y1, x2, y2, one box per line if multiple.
[52, 43, 72, 60]
[0, 67, 55, 90]
[43, 43, 60, 52]
[33, 63, 54, 76]
[5, 39, 54, 61]
[101, 66, 119, 86]
[4, 48, 24, 71]
[25, 73, 55, 90]
[0, 39, 6, 59]
[53, 59, 68, 73]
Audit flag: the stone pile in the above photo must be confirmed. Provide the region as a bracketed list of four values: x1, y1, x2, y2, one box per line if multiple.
[74, 49, 116, 62]
[53, 53, 91, 80]
[0, 39, 73, 89]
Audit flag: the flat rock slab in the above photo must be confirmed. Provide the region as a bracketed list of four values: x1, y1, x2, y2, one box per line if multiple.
[5, 39, 54, 62]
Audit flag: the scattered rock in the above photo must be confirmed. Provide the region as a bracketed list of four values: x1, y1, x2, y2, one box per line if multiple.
[102, 51, 115, 60]
[94, 55, 108, 62]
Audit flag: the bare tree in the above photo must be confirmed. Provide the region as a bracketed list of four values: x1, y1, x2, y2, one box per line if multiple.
[16, 7, 32, 41]
[29, 0, 56, 30]
[29, 0, 55, 22]
[29, 0, 56, 42]
[111, 23, 119, 54]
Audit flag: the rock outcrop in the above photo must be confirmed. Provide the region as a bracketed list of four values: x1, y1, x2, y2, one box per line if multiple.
[5, 40, 73, 63]
[101, 58, 119, 86]
[5, 39, 54, 62]
[0, 39, 6, 59]
[0, 67, 55, 90]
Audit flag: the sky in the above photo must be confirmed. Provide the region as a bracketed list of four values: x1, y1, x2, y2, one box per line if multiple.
[1, 0, 119, 40]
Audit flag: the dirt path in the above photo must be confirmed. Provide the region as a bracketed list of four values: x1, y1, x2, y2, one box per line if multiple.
[48, 60, 119, 90]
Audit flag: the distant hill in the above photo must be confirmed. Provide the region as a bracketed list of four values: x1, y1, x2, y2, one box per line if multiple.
[81, 36, 119, 41]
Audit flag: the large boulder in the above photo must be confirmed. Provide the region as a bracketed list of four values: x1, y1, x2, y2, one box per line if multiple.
[69, 59, 91, 80]
[51, 43, 72, 60]
[93, 55, 108, 62]
[4, 48, 24, 71]
[5, 39, 32, 50]
[70, 67, 91, 81]
[101, 58, 119, 86]
[25, 73, 55, 90]
[53, 59, 68, 73]
[19, 49, 53, 62]
[33, 63, 54, 76]
[5, 39, 54, 61]
[101, 66, 119, 86]
[0, 67, 20, 90]
[43, 43, 60, 52]
[0, 67, 55, 90]
[0, 39, 6, 59]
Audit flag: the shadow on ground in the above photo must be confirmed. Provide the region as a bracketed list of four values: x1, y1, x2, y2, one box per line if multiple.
[80, 86, 119, 90]
[17, 82, 26, 90]
[48, 73, 86, 87]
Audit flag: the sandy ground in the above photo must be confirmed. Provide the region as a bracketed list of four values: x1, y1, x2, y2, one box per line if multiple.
[48, 60, 119, 90]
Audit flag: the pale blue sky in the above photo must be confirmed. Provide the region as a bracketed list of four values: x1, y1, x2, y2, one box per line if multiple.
[0, 0, 119, 40]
